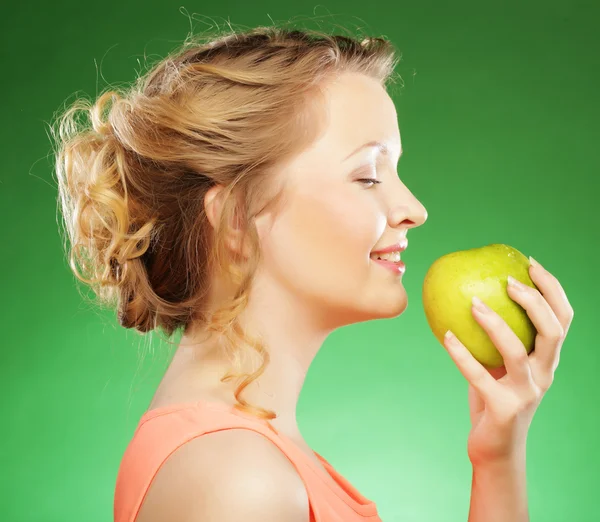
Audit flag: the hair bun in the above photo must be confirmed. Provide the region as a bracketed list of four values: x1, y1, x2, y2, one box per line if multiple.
[117, 283, 155, 332]
[53, 24, 399, 422]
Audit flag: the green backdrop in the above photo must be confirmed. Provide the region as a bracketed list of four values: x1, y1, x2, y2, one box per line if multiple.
[2, 1, 598, 521]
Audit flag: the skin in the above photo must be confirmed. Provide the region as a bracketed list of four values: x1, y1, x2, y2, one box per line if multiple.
[149, 71, 428, 444]
[138, 71, 575, 522]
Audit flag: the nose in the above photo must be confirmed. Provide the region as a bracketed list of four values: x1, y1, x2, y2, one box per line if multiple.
[387, 189, 428, 230]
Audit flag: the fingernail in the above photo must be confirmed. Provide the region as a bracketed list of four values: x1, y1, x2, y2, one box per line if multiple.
[472, 295, 490, 314]
[529, 256, 542, 270]
[444, 330, 457, 344]
[507, 275, 526, 291]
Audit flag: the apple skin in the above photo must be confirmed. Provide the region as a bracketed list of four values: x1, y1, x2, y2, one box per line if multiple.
[422, 244, 539, 369]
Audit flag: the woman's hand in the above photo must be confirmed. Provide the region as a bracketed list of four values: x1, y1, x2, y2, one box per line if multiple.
[443, 257, 574, 466]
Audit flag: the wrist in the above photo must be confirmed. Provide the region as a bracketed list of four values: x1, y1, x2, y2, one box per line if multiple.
[470, 441, 527, 470]
[470, 451, 526, 474]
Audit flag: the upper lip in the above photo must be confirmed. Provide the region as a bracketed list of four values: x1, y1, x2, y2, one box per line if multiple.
[371, 239, 408, 255]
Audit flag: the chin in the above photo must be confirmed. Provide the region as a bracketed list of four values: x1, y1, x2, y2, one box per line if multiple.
[351, 299, 408, 324]
[374, 294, 408, 319]
[380, 303, 408, 319]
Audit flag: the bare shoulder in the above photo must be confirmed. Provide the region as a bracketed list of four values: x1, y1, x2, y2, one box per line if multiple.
[135, 428, 310, 522]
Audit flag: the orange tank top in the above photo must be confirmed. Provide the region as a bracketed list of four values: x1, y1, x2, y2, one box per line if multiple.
[113, 399, 382, 522]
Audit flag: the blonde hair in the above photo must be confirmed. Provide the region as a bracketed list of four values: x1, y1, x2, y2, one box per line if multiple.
[50, 22, 401, 421]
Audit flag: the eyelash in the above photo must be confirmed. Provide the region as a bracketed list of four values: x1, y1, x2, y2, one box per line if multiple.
[357, 178, 382, 188]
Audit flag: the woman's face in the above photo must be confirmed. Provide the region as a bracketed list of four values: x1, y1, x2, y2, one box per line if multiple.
[253, 71, 428, 329]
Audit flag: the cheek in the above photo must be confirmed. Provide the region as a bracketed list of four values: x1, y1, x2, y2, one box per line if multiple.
[264, 190, 379, 289]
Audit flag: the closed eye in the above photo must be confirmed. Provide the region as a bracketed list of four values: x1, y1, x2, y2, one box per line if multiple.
[357, 178, 382, 188]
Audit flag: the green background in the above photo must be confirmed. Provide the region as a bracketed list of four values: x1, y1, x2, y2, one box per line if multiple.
[2, 1, 598, 521]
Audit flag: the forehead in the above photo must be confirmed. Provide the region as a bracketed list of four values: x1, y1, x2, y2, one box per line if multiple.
[310, 73, 402, 160]
[272, 73, 402, 197]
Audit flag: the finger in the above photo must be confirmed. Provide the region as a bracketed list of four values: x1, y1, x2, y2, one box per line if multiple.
[487, 366, 507, 380]
[468, 384, 485, 426]
[525, 259, 573, 374]
[529, 258, 574, 334]
[471, 295, 534, 388]
[444, 330, 501, 403]
[528, 259, 574, 371]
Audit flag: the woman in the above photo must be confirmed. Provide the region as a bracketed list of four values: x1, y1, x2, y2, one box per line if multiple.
[52, 24, 573, 522]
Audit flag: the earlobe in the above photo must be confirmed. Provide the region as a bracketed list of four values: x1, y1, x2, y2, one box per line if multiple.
[204, 184, 249, 258]
[204, 184, 224, 230]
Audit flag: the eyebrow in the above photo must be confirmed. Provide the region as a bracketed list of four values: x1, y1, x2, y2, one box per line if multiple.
[343, 140, 403, 162]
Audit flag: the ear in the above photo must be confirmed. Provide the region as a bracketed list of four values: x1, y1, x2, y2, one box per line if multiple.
[204, 184, 249, 258]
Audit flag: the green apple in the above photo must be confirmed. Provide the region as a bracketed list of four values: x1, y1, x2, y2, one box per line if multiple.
[422, 244, 539, 369]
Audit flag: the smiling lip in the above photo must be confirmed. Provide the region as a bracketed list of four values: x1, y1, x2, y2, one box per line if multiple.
[371, 239, 408, 255]
[372, 258, 406, 274]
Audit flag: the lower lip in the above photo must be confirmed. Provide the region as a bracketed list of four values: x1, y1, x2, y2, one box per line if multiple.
[372, 257, 406, 274]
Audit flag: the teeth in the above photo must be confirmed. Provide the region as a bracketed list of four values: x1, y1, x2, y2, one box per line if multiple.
[371, 251, 401, 262]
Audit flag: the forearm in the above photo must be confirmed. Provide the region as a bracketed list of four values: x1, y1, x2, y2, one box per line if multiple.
[468, 454, 529, 522]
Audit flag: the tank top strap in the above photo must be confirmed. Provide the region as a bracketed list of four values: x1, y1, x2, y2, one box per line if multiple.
[114, 400, 381, 522]
[114, 400, 306, 522]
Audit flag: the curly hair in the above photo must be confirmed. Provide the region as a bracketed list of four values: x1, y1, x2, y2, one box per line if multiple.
[49, 22, 401, 421]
